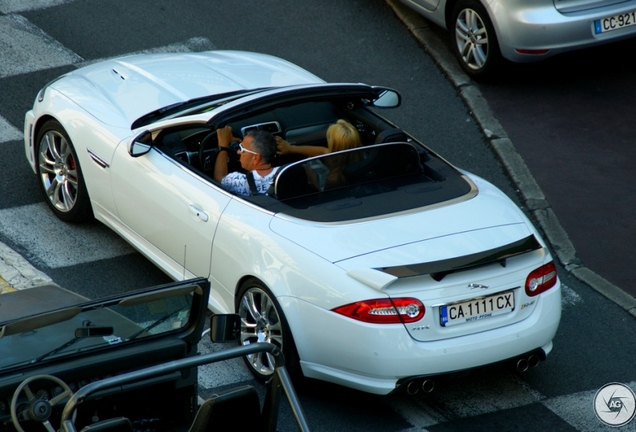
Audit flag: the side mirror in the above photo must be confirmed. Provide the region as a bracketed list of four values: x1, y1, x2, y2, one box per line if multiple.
[373, 89, 401, 108]
[209, 314, 241, 343]
[129, 130, 153, 157]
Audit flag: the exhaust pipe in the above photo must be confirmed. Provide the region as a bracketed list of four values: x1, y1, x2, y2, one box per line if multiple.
[405, 379, 435, 395]
[516, 354, 541, 372]
[528, 354, 540, 369]
[406, 381, 420, 395]
[516, 357, 529, 372]
[421, 379, 435, 393]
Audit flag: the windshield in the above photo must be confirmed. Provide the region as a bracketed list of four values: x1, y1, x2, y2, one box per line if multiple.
[0, 283, 201, 371]
[131, 88, 269, 129]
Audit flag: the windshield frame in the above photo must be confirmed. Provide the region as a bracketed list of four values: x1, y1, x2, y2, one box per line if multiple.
[0, 279, 209, 372]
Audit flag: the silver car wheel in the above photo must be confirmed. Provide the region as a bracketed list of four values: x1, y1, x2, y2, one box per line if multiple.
[35, 120, 92, 222]
[38, 129, 79, 213]
[238, 285, 284, 377]
[455, 8, 489, 71]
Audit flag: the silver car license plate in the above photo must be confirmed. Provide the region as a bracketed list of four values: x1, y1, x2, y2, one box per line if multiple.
[440, 291, 514, 327]
[594, 11, 636, 34]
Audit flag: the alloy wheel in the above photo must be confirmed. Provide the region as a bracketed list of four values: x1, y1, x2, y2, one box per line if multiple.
[455, 7, 490, 72]
[38, 129, 80, 213]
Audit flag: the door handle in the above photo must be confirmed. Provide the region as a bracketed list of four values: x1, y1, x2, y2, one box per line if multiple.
[188, 204, 209, 222]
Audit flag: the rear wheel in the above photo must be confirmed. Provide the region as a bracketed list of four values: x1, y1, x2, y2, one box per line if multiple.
[236, 279, 300, 380]
[451, 0, 501, 79]
[35, 120, 93, 222]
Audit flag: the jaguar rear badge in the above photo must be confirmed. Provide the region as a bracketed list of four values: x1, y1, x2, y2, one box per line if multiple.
[468, 283, 489, 290]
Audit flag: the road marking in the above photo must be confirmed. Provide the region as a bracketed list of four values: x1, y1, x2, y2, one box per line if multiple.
[0, 0, 78, 14]
[561, 283, 581, 308]
[0, 116, 22, 143]
[0, 203, 135, 269]
[0, 15, 83, 78]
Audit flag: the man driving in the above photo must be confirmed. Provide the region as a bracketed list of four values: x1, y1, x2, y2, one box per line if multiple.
[213, 126, 279, 195]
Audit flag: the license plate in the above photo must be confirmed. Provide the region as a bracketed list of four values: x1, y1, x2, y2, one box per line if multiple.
[594, 11, 636, 34]
[440, 291, 514, 327]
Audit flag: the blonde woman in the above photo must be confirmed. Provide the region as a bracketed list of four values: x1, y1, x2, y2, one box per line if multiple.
[276, 120, 362, 190]
[276, 119, 361, 156]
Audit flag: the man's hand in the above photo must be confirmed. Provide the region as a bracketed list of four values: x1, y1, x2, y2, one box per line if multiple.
[213, 126, 238, 183]
[217, 125, 239, 148]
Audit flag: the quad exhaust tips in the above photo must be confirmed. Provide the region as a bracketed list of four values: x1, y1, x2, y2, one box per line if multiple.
[401, 351, 544, 395]
[406, 378, 435, 395]
[515, 354, 541, 372]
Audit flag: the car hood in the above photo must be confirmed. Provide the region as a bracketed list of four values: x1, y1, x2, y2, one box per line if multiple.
[49, 50, 324, 128]
[270, 185, 536, 269]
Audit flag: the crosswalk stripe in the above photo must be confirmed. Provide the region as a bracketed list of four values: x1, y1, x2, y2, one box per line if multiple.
[0, 203, 136, 269]
[0, 14, 83, 78]
[0, 0, 75, 14]
[0, 115, 22, 143]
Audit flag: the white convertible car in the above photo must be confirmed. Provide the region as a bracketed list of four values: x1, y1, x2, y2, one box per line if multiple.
[24, 51, 561, 395]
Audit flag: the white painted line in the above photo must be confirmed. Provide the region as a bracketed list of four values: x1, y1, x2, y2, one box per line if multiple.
[0, 0, 78, 14]
[0, 116, 22, 143]
[0, 203, 135, 269]
[0, 15, 82, 78]
[561, 283, 582, 308]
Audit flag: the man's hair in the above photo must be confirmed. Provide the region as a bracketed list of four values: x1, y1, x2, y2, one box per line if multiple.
[247, 130, 277, 163]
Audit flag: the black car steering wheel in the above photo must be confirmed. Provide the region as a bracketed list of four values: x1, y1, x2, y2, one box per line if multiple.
[11, 374, 73, 432]
[198, 131, 242, 175]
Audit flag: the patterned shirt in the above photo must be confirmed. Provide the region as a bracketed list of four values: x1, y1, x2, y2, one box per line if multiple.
[221, 167, 279, 196]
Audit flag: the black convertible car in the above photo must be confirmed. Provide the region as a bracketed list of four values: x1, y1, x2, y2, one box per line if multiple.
[0, 278, 308, 431]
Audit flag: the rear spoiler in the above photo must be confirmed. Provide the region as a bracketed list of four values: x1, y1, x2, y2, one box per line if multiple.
[378, 235, 543, 281]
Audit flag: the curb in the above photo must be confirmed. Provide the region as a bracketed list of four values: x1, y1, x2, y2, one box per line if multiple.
[385, 0, 636, 318]
[0, 241, 53, 290]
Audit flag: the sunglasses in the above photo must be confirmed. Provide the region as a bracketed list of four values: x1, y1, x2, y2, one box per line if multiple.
[239, 143, 259, 155]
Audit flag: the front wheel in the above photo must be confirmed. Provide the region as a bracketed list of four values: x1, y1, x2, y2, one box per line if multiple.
[35, 120, 93, 222]
[236, 279, 300, 380]
[451, 0, 502, 80]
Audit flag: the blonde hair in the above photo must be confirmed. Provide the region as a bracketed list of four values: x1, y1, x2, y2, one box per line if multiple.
[326, 120, 361, 152]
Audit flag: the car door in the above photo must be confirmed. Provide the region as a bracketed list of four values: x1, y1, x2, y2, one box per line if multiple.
[109, 136, 231, 282]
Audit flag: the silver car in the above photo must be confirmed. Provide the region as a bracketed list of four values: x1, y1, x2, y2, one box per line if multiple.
[398, 0, 636, 78]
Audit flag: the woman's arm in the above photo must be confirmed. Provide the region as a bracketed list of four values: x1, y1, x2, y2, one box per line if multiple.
[276, 136, 329, 157]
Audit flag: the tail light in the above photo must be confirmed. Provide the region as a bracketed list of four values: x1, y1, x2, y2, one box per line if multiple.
[332, 298, 424, 324]
[525, 261, 558, 297]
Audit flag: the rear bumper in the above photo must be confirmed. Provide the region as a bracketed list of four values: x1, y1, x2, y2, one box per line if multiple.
[287, 283, 562, 395]
[492, 1, 636, 62]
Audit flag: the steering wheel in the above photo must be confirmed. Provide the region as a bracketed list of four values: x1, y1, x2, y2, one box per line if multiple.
[11, 374, 73, 432]
[198, 131, 241, 175]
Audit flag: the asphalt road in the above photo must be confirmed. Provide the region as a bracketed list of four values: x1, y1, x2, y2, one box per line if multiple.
[1, 1, 636, 431]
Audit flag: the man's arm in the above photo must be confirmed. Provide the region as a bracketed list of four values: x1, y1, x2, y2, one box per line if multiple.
[213, 126, 235, 183]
